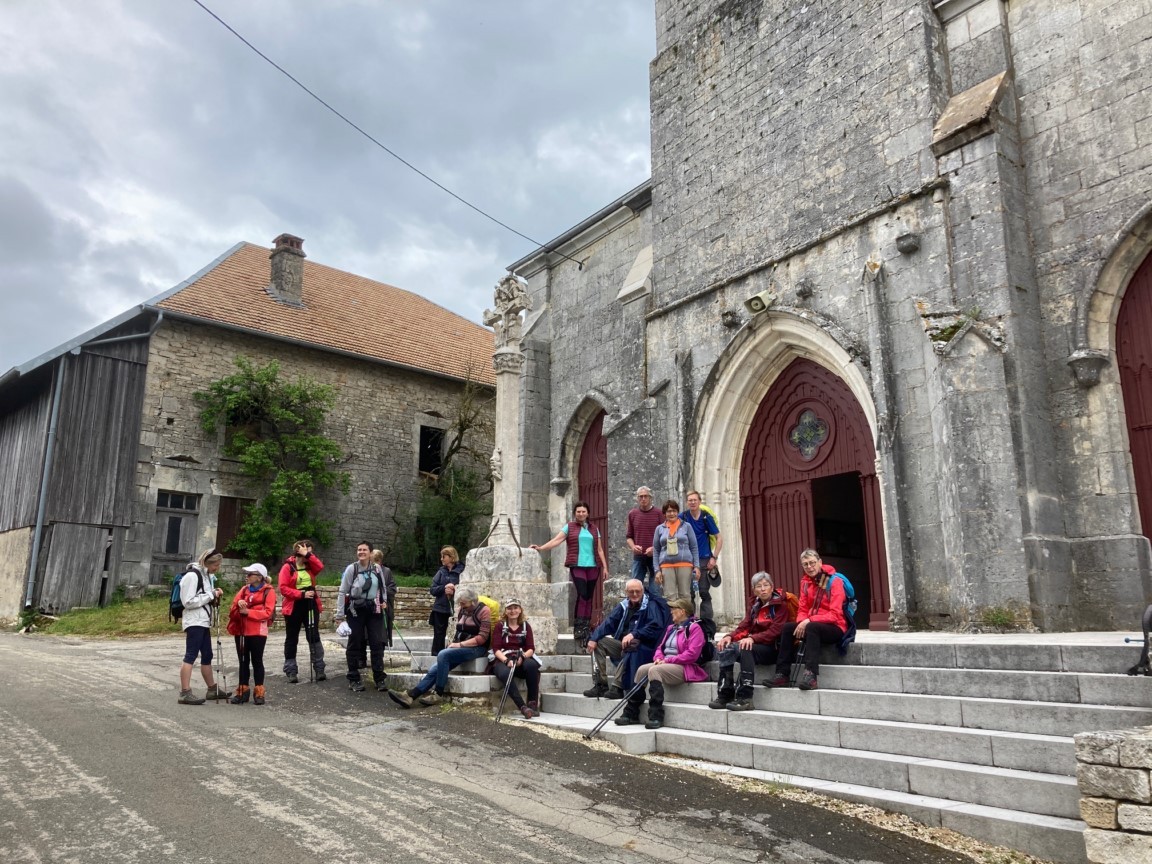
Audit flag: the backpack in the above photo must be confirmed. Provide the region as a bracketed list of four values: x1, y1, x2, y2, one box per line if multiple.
[168, 566, 203, 622]
[816, 571, 858, 654]
[695, 617, 717, 663]
[456, 595, 501, 645]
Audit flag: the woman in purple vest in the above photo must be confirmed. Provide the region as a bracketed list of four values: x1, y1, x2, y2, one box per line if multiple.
[530, 501, 609, 650]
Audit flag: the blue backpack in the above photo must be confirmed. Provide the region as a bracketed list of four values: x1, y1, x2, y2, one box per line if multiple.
[827, 571, 858, 654]
[168, 567, 202, 622]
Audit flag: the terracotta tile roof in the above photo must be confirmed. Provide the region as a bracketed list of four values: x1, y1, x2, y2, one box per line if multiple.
[155, 242, 495, 385]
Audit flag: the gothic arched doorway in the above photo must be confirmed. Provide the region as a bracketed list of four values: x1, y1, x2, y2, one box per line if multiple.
[1117, 249, 1152, 538]
[577, 409, 608, 626]
[739, 358, 890, 628]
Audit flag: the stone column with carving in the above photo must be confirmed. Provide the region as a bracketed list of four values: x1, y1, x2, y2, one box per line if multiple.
[464, 276, 558, 652]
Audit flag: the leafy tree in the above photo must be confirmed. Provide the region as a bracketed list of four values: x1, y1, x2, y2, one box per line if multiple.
[196, 357, 350, 563]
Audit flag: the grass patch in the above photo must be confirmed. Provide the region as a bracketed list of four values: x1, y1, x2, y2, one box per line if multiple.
[44, 594, 182, 638]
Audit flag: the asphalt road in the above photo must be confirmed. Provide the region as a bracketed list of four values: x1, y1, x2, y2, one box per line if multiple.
[0, 632, 970, 864]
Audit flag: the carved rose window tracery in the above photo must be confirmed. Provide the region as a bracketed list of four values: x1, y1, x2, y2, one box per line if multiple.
[787, 409, 829, 461]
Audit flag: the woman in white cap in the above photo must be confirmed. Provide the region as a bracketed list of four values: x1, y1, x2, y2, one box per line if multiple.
[226, 563, 277, 704]
[490, 598, 541, 718]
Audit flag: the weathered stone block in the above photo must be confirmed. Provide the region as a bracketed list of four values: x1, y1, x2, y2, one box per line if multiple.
[1076, 763, 1152, 803]
[1119, 803, 1152, 833]
[1081, 796, 1119, 829]
[1077, 731, 1126, 766]
[1083, 827, 1152, 864]
[1121, 729, 1152, 769]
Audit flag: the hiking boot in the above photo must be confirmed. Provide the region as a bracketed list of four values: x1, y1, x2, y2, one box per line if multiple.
[605, 686, 625, 701]
[388, 689, 414, 709]
[644, 707, 665, 730]
[708, 690, 735, 710]
[315, 671, 327, 682]
[178, 689, 205, 705]
[726, 696, 754, 711]
[417, 691, 442, 706]
[205, 683, 231, 701]
[527, 700, 541, 717]
[375, 676, 389, 692]
[582, 682, 608, 698]
[765, 674, 790, 688]
[253, 685, 266, 705]
[349, 679, 366, 692]
[229, 685, 251, 705]
[286, 672, 299, 684]
[798, 670, 818, 691]
[615, 708, 641, 726]
[519, 704, 534, 719]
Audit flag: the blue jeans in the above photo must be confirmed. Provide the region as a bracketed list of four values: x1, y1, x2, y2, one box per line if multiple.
[413, 645, 488, 696]
[630, 556, 660, 595]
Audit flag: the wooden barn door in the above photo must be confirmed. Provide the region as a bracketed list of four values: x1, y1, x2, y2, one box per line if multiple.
[739, 358, 890, 628]
[577, 409, 608, 626]
[1117, 250, 1152, 538]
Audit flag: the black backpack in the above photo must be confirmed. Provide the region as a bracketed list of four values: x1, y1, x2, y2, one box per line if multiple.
[695, 617, 717, 663]
[168, 567, 203, 622]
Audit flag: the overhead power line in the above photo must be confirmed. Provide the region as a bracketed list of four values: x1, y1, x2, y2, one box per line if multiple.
[190, 0, 585, 269]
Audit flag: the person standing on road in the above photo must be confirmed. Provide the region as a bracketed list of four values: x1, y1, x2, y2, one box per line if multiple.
[530, 501, 609, 651]
[680, 491, 723, 620]
[335, 541, 388, 693]
[226, 563, 277, 705]
[625, 487, 664, 595]
[371, 549, 398, 647]
[278, 539, 326, 684]
[652, 499, 699, 604]
[429, 546, 464, 655]
[177, 548, 229, 705]
[390, 586, 490, 708]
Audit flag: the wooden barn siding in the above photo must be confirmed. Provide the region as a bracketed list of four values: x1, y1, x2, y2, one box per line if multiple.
[35, 522, 119, 612]
[46, 346, 148, 528]
[0, 386, 50, 533]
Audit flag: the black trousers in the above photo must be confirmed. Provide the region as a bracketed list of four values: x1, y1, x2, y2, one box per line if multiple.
[283, 599, 325, 674]
[346, 610, 385, 681]
[430, 610, 451, 655]
[492, 657, 541, 707]
[235, 634, 267, 686]
[774, 621, 844, 675]
[717, 642, 778, 681]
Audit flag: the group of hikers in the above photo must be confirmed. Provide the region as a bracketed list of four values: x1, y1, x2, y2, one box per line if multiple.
[174, 488, 855, 728]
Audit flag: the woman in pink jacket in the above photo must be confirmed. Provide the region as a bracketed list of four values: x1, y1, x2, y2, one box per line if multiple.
[616, 597, 706, 730]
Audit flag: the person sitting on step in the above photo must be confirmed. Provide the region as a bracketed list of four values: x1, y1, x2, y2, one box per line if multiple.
[710, 571, 791, 710]
[584, 579, 670, 700]
[490, 598, 541, 718]
[620, 597, 707, 729]
[389, 585, 490, 708]
[766, 549, 848, 692]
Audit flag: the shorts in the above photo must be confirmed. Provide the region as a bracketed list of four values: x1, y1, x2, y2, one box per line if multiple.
[183, 626, 213, 665]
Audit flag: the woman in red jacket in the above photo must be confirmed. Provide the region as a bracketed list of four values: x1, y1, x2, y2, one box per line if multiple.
[766, 549, 849, 692]
[709, 571, 793, 710]
[227, 563, 278, 704]
[277, 539, 326, 683]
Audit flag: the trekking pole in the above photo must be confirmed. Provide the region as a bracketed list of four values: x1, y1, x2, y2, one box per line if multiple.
[307, 599, 316, 684]
[494, 653, 519, 723]
[585, 675, 648, 739]
[214, 603, 227, 702]
[789, 642, 807, 686]
[391, 623, 413, 654]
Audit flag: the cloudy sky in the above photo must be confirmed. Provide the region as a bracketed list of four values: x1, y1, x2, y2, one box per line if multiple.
[0, 0, 654, 372]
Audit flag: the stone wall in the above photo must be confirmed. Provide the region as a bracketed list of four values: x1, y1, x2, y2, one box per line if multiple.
[0, 527, 32, 622]
[1076, 725, 1152, 863]
[121, 320, 493, 585]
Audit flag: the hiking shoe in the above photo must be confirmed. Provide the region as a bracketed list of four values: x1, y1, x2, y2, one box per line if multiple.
[798, 670, 818, 691]
[375, 678, 389, 692]
[708, 691, 735, 710]
[229, 685, 251, 705]
[605, 686, 625, 701]
[349, 680, 366, 692]
[315, 671, 327, 682]
[764, 674, 790, 688]
[614, 713, 640, 726]
[178, 689, 205, 705]
[417, 691, 442, 706]
[253, 685, 266, 705]
[205, 684, 231, 701]
[388, 689, 414, 709]
[519, 704, 534, 719]
[582, 682, 608, 698]
[286, 672, 299, 684]
[644, 716, 664, 730]
[527, 700, 541, 717]
[726, 696, 754, 711]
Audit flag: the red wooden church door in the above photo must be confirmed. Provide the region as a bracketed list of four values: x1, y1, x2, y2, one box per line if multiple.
[1117, 250, 1152, 538]
[577, 410, 608, 626]
[739, 358, 890, 628]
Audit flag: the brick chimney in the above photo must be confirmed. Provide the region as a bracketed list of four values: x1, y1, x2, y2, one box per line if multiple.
[269, 233, 306, 306]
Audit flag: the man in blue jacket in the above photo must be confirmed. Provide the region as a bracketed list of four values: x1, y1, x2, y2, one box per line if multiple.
[583, 579, 670, 698]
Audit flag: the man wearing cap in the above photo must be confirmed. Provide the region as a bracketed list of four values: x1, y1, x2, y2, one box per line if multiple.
[584, 578, 670, 698]
[626, 486, 664, 595]
[680, 491, 723, 620]
[226, 562, 278, 705]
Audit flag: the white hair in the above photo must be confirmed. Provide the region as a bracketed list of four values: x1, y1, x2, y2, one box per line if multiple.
[455, 586, 478, 604]
[750, 571, 773, 589]
[635, 486, 653, 496]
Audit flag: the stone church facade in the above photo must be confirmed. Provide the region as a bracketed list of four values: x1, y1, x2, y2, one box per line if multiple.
[511, 0, 1152, 631]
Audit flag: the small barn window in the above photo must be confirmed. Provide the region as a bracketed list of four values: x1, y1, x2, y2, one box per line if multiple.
[155, 491, 200, 557]
[418, 425, 445, 476]
[216, 496, 255, 554]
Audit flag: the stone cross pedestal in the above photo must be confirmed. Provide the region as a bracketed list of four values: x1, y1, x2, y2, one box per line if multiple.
[467, 275, 558, 653]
